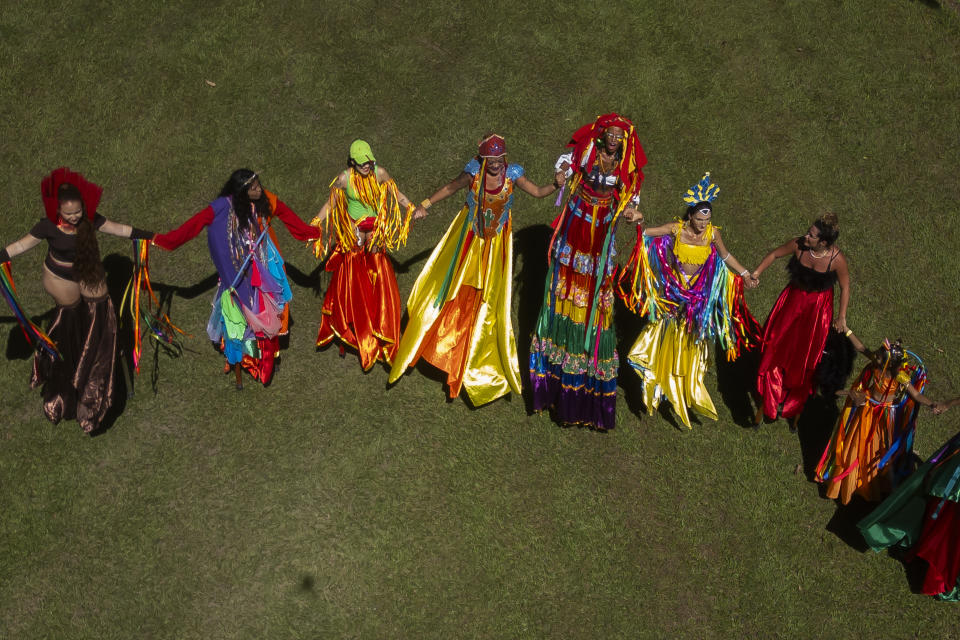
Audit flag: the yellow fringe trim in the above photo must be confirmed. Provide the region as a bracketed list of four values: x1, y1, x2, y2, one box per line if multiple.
[313, 172, 413, 256]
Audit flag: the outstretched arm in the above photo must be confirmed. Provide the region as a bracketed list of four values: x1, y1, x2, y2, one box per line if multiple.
[312, 172, 350, 225]
[0, 233, 42, 263]
[750, 237, 798, 281]
[376, 167, 414, 210]
[515, 172, 564, 199]
[642, 222, 679, 238]
[832, 252, 851, 332]
[273, 200, 321, 241]
[413, 172, 472, 220]
[152, 206, 215, 250]
[933, 396, 960, 414]
[713, 230, 755, 287]
[99, 218, 154, 240]
[905, 383, 935, 408]
[844, 329, 868, 355]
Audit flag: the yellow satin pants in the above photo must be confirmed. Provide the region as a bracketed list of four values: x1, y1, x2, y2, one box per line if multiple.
[627, 318, 717, 429]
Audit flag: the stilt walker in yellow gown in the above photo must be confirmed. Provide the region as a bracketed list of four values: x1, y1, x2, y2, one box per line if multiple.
[388, 134, 563, 405]
[618, 173, 761, 428]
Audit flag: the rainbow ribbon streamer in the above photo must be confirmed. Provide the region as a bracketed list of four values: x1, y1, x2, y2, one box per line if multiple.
[120, 240, 186, 373]
[816, 353, 927, 490]
[0, 262, 60, 359]
[617, 231, 761, 360]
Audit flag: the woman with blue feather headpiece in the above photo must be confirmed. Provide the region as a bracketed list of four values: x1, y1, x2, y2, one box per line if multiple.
[618, 172, 761, 428]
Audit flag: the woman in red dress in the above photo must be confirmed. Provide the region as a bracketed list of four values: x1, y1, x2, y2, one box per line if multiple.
[750, 213, 850, 425]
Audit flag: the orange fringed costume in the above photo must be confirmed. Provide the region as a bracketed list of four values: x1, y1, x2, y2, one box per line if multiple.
[816, 354, 926, 505]
[314, 167, 412, 370]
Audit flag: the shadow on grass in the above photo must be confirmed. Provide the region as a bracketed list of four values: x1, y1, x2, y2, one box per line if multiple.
[298, 574, 315, 593]
[824, 497, 875, 552]
[795, 394, 842, 480]
[715, 345, 761, 429]
[394, 248, 434, 275]
[890, 548, 933, 595]
[2, 308, 56, 360]
[513, 223, 552, 413]
[285, 261, 325, 295]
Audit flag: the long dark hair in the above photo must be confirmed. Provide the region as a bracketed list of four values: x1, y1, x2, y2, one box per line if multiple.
[59, 183, 104, 287]
[219, 169, 271, 229]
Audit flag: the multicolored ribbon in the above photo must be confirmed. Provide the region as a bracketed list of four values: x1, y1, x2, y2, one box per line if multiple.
[0, 262, 60, 359]
[120, 240, 186, 373]
[617, 231, 761, 360]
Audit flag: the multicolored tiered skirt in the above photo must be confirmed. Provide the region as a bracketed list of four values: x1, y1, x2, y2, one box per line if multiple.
[530, 190, 619, 430]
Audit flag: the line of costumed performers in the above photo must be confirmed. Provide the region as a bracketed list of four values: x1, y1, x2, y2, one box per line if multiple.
[2, 116, 959, 602]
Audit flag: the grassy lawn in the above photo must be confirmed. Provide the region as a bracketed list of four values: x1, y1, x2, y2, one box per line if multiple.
[1, 1, 959, 637]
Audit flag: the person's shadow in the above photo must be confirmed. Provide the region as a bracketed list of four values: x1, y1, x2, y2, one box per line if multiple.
[513, 223, 552, 414]
[613, 295, 656, 423]
[3, 310, 56, 360]
[824, 496, 875, 552]
[714, 345, 762, 428]
[794, 393, 842, 479]
[101, 253, 213, 408]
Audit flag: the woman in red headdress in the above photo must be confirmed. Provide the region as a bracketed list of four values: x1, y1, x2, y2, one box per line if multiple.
[0, 168, 154, 433]
[388, 134, 564, 405]
[529, 114, 646, 430]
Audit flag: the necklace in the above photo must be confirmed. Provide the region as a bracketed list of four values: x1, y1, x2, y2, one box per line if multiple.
[598, 151, 615, 172]
[809, 248, 829, 259]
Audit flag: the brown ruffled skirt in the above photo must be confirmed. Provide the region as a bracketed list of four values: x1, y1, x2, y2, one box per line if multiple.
[31, 295, 117, 433]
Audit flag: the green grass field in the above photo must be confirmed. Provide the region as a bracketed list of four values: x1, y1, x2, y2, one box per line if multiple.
[2, 1, 960, 637]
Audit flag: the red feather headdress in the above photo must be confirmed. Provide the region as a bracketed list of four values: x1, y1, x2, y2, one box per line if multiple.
[40, 167, 103, 223]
